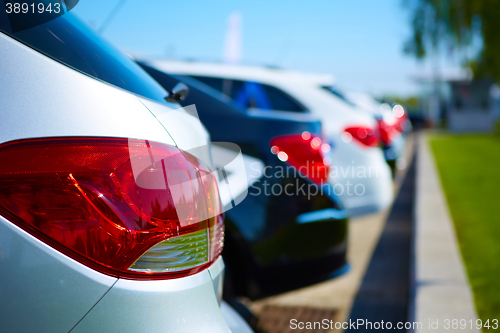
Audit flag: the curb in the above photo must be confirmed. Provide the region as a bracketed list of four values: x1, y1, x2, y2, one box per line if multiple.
[409, 133, 479, 332]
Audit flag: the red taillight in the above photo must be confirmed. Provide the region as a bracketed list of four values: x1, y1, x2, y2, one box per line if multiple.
[0, 137, 223, 279]
[344, 126, 379, 147]
[376, 119, 398, 146]
[270, 132, 330, 185]
[392, 104, 407, 133]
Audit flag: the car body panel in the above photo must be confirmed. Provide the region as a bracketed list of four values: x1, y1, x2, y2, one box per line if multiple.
[70, 257, 230, 333]
[138, 97, 214, 170]
[0, 216, 116, 333]
[220, 301, 254, 333]
[0, 32, 175, 147]
[208, 256, 225, 305]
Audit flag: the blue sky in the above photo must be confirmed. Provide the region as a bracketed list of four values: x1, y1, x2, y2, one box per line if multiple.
[72, 0, 462, 97]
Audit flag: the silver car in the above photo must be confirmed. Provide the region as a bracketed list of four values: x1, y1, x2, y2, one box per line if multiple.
[0, 10, 252, 333]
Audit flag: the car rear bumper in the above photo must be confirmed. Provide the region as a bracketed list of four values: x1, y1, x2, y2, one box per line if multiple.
[251, 243, 348, 298]
[71, 257, 234, 333]
[330, 140, 394, 216]
[0, 215, 239, 333]
[223, 168, 349, 299]
[252, 208, 348, 296]
[383, 132, 406, 162]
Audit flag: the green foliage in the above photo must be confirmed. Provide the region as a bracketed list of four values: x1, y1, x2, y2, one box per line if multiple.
[430, 134, 500, 327]
[405, 0, 500, 83]
[494, 120, 500, 137]
[384, 95, 421, 110]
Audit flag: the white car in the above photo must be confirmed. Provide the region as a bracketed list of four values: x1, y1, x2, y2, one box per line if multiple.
[140, 60, 394, 216]
[0, 13, 252, 333]
[332, 89, 410, 170]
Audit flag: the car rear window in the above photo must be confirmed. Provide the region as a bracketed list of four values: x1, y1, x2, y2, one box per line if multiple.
[0, 10, 168, 104]
[323, 86, 357, 107]
[191, 76, 306, 112]
[260, 83, 306, 112]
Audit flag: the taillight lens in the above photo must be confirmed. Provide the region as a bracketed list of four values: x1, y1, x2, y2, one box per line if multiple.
[0, 137, 223, 279]
[270, 132, 330, 185]
[376, 118, 398, 146]
[344, 126, 379, 147]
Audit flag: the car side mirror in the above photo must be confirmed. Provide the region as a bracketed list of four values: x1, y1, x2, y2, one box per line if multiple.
[165, 82, 189, 103]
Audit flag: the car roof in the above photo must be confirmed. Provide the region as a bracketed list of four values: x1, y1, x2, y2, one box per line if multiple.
[141, 59, 376, 130]
[141, 59, 335, 87]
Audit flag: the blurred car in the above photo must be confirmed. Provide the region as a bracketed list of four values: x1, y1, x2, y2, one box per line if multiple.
[141, 60, 393, 216]
[0, 12, 253, 333]
[328, 88, 411, 171]
[138, 61, 350, 299]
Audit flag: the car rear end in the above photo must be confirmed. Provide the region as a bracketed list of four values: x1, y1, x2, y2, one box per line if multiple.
[278, 78, 395, 216]
[0, 12, 247, 333]
[230, 71, 394, 217]
[375, 103, 409, 171]
[342, 90, 410, 171]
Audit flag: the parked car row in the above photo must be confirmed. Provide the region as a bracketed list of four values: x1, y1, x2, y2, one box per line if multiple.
[139, 60, 409, 215]
[0, 11, 411, 333]
[137, 64, 350, 301]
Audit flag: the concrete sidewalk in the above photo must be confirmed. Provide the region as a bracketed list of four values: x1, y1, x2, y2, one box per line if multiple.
[411, 134, 479, 332]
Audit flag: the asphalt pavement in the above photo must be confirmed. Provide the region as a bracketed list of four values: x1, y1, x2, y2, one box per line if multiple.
[346, 142, 415, 331]
[249, 134, 417, 333]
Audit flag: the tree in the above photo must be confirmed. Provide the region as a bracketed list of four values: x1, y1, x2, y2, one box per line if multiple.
[405, 0, 500, 82]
